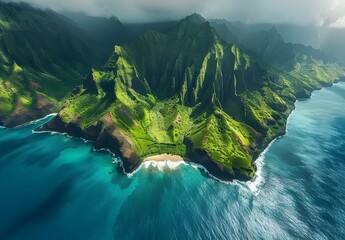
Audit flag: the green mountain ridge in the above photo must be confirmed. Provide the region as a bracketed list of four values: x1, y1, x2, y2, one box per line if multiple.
[0, 4, 342, 180]
[0, 2, 108, 127]
[210, 19, 332, 71]
[41, 14, 345, 180]
[62, 12, 131, 57]
[228, 22, 345, 66]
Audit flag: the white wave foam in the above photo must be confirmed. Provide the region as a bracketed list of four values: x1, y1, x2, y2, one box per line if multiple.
[245, 156, 265, 195]
[144, 160, 187, 171]
[125, 158, 253, 190]
[26, 114, 283, 195]
[17, 113, 57, 129]
[92, 147, 118, 158]
[26, 112, 277, 195]
[126, 160, 188, 177]
[285, 109, 295, 135]
[34, 128, 93, 144]
[243, 137, 281, 195]
[242, 108, 296, 195]
[30, 113, 57, 124]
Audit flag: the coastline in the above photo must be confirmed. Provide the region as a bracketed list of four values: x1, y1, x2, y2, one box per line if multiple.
[253, 77, 345, 158]
[0, 113, 286, 193]
[143, 154, 185, 162]
[0, 98, 54, 128]
[3, 77, 345, 182]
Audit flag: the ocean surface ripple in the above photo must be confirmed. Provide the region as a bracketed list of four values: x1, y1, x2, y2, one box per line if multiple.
[1, 83, 345, 240]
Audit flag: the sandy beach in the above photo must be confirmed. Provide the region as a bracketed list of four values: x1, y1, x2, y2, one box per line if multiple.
[143, 154, 185, 162]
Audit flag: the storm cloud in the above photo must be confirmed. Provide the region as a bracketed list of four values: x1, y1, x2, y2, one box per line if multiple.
[2, 0, 345, 26]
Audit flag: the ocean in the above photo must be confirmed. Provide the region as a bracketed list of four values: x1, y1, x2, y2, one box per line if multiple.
[0, 82, 345, 240]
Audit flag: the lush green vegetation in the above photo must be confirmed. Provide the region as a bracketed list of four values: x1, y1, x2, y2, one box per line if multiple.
[0, 2, 106, 123]
[1, 4, 342, 179]
[53, 14, 344, 179]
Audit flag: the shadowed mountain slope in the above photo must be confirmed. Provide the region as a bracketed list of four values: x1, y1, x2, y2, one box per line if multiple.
[42, 14, 344, 180]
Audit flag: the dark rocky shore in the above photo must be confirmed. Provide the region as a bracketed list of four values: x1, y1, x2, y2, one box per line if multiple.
[36, 76, 345, 181]
[37, 114, 254, 181]
[1, 76, 343, 181]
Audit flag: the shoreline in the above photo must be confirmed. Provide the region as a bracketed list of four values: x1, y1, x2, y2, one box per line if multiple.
[3, 78, 345, 184]
[5, 78, 341, 192]
[143, 154, 185, 162]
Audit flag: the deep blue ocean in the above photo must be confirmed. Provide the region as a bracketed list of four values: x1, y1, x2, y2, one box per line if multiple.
[1, 82, 345, 240]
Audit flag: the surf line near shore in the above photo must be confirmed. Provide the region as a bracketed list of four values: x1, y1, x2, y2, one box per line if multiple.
[127, 152, 268, 195]
[30, 113, 269, 193]
[142, 154, 187, 171]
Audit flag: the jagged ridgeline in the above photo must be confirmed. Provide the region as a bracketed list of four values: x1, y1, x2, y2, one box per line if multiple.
[0, 3, 106, 127]
[43, 14, 344, 180]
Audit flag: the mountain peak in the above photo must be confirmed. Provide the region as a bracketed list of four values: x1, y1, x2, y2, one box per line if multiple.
[267, 27, 283, 41]
[185, 13, 207, 24]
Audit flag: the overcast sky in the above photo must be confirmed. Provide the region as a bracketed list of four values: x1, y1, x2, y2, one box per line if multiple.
[3, 0, 345, 27]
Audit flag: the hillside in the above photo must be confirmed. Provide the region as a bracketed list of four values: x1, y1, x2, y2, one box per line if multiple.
[230, 22, 345, 66]
[41, 15, 344, 180]
[0, 3, 105, 127]
[210, 20, 331, 71]
[62, 12, 130, 57]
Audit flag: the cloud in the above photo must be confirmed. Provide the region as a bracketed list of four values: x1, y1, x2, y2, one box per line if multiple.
[2, 0, 345, 25]
[329, 16, 345, 28]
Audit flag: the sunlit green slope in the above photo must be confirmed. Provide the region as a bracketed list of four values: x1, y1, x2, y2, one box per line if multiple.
[0, 2, 104, 126]
[44, 15, 344, 180]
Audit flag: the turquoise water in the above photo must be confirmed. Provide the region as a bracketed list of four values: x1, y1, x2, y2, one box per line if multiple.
[1, 82, 345, 240]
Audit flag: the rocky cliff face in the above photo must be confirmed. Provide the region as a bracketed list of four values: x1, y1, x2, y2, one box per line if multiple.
[40, 15, 345, 180]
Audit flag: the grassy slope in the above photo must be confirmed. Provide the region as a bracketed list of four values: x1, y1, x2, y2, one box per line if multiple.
[55, 17, 344, 179]
[0, 3, 103, 120]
